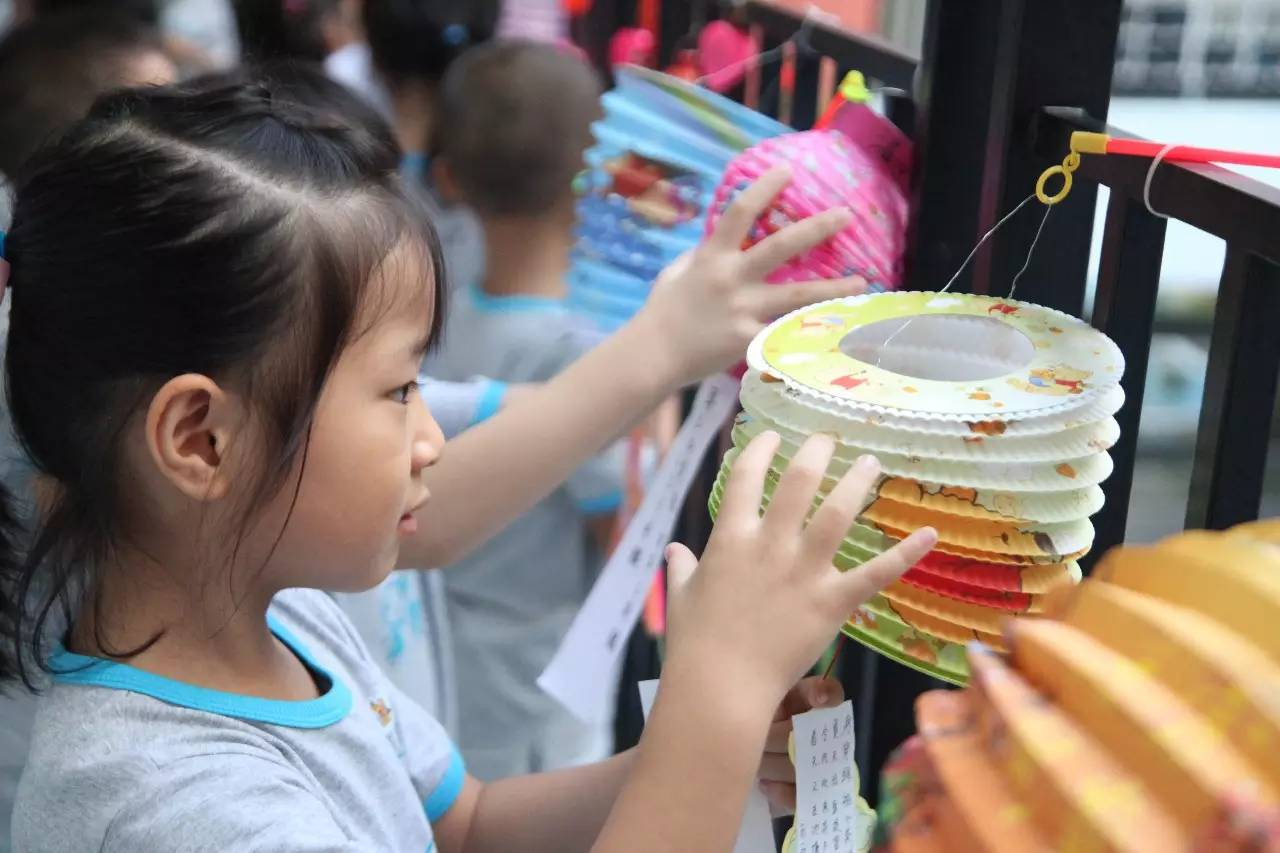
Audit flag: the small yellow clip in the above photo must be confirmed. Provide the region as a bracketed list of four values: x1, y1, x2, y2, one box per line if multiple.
[1035, 153, 1078, 206]
[1035, 131, 1111, 206]
[838, 70, 870, 104]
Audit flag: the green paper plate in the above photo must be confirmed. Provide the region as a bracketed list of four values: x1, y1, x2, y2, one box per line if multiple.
[709, 456, 971, 685]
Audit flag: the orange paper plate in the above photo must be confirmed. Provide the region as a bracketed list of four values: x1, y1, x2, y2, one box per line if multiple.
[914, 689, 1050, 852]
[1095, 533, 1280, 667]
[1055, 580, 1280, 792]
[1008, 618, 1280, 838]
[964, 645, 1186, 851]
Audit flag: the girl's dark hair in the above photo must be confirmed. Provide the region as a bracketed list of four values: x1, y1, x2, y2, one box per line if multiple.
[364, 0, 502, 83]
[0, 71, 445, 688]
[194, 61, 403, 171]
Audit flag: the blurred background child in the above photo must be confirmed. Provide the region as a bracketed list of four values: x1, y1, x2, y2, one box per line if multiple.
[424, 40, 623, 779]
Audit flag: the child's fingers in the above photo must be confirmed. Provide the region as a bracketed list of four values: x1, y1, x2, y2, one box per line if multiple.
[760, 780, 797, 814]
[742, 207, 853, 279]
[716, 431, 779, 528]
[764, 678, 845, 749]
[762, 434, 835, 536]
[796, 675, 844, 711]
[832, 528, 938, 609]
[740, 275, 868, 323]
[802, 455, 880, 562]
[775, 676, 844, 722]
[705, 167, 792, 253]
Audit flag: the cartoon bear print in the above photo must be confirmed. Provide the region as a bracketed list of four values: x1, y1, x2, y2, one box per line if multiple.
[1007, 363, 1091, 396]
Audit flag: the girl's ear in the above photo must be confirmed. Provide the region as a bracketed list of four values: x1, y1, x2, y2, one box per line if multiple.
[144, 375, 245, 502]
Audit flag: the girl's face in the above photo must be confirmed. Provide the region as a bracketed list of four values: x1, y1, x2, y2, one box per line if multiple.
[256, 240, 444, 593]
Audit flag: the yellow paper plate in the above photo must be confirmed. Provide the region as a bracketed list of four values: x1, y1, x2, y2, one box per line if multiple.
[746, 292, 1124, 421]
[733, 416, 1114, 492]
[740, 371, 1121, 462]
[749, 369, 1126, 438]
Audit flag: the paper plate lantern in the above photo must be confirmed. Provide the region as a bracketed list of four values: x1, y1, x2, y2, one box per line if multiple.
[879, 523, 1280, 851]
[710, 290, 1124, 684]
[704, 129, 909, 289]
[569, 66, 790, 331]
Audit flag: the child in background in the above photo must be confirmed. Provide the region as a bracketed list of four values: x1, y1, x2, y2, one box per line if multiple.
[424, 40, 620, 779]
[0, 7, 177, 213]
[2, 71, 936, 851]
[363, 0, 500, 292]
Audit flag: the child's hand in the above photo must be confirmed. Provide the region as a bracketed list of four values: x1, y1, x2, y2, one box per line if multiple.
[663, 431, 937, 711]
[635, 167, 867, 388]
[758, 676, 845, 813]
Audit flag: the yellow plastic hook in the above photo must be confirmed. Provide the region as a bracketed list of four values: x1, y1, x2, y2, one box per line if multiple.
[1035, 131, 1109, 206]
[1036, 151, 1081, 206]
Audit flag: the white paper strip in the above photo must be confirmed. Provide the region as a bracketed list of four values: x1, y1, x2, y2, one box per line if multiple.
[791, 701, 874, 853]
[539, 373, 739, 724]
[637, 679, 778, 853]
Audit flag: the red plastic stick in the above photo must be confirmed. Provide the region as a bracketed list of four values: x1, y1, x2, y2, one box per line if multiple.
[1106, 137, 1280, 170]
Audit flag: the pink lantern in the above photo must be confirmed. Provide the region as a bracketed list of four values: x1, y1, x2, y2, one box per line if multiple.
[706, 129, 908, 289]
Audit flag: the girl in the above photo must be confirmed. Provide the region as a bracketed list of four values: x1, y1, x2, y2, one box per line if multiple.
[2, 77, 934, 851]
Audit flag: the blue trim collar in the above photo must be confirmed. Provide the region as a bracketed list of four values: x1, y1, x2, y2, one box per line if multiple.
[468, 284, 567, 315]
[48, 616, 353, 729]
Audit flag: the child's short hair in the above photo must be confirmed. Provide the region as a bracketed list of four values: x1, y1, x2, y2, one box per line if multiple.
[0, 70, 445, 687]
[0, 8, 169, 178]
[234, 0, 349, 63]
[364, 0, 501, 83]
[436, 39, 602, 218]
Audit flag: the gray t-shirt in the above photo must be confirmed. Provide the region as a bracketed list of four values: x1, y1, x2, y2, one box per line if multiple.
[423, 286, 621, 778]
[11, 588, 465, 852]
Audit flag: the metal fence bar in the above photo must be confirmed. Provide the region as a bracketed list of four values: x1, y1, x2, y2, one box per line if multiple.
[1086, 193, 1168, 565]
[1186, 250, 1280, 529]
[743, 1, 918, 90]
[980, 0, 1122, 316]
[908, 0, 1018, 294]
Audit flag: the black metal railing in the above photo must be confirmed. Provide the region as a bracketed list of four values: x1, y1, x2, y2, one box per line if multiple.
[648, 0, 1280, 801]
[1032, 107, 1280, 540]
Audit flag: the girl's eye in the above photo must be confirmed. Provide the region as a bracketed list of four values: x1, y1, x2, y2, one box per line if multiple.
[391, 381, 419, 405]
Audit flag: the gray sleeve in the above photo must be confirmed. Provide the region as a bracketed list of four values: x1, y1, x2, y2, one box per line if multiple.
[529, 324, 625, 513]
[418, 376, 506, 440]
[383, 678, 468, 821]
[102, 753, 362, 853]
